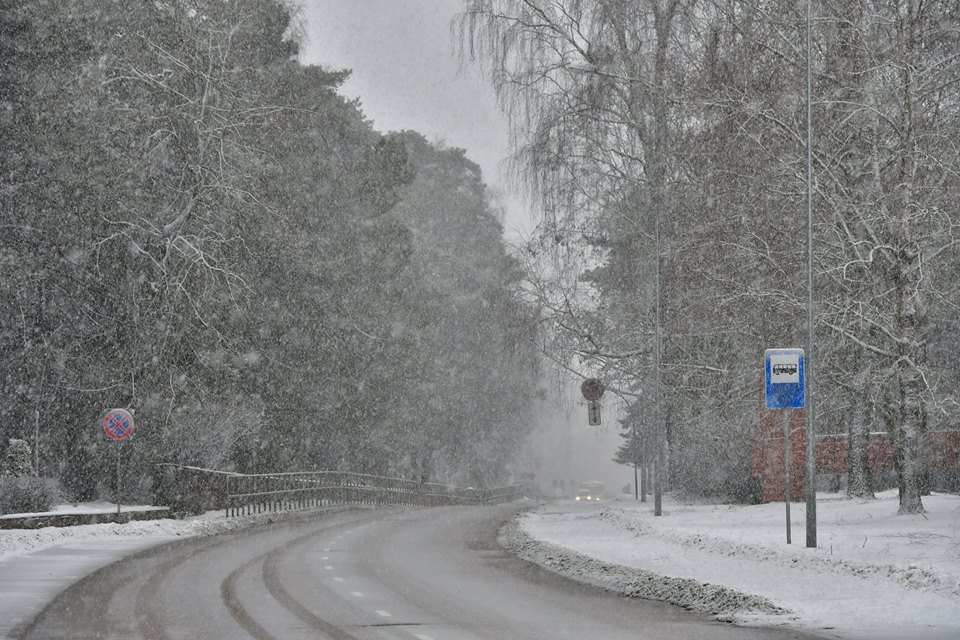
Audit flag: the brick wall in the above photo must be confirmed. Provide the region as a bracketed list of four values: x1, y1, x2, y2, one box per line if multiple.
[815, 431, 960, 474]
[753, 405, 808, 502]
[752, 387, 960, 502]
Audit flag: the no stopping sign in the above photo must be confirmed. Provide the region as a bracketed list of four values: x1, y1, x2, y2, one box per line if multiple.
[103, 408, 135, 440]
[580, 378, 604, 401]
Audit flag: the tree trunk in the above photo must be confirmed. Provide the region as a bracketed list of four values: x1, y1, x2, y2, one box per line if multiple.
[640, 463, 647, 502]
[892, 240, 926, 514]
[891, 0, 926, 515]
[847, 373, 874, 498]
[894, 363, 925, 513]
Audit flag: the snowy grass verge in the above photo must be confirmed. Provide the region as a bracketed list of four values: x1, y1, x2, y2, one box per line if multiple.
[510, 492, 960, 640]
[0, 505, 348, 562]
[499, 513, 789, 619]
[597, 499, 960, 600]
[0, 501, 168, 520]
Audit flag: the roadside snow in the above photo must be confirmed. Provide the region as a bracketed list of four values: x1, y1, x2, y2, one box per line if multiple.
[0, 501, 167, 520]
[0, 506, 335, 562]
[510, 490, 960, 640]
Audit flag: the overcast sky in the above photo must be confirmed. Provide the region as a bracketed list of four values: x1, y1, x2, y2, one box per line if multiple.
[297, 0, 535, 238]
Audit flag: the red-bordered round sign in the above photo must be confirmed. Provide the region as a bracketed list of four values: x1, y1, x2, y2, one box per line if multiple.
[103, 408, 135, 440]
[580, 378, 604, 401]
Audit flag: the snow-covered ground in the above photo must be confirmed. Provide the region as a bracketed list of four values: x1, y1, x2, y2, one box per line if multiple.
[4, 495, 959, 639]
[0, 503, 357, 639]
[508, 490, 960, 640]
[0, 505, 274, 562]
[0, 500, 168, 520]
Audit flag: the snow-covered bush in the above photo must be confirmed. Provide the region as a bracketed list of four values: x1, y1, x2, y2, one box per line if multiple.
[2, 438, 33, 477]
[0, 476, 60, 515]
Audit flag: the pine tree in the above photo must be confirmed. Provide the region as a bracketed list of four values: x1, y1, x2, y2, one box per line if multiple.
[3, 439, 33, 477]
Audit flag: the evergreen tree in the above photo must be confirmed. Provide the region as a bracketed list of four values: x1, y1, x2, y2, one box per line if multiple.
[3, 439, 33, 477]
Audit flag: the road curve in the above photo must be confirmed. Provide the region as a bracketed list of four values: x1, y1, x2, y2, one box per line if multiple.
[19, 505, 823, 640]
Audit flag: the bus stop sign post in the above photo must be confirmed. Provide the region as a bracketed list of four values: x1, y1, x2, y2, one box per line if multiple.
[764, 349, 804, 544]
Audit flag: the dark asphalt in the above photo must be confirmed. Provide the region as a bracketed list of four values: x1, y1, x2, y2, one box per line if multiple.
[18, 504, 827, 640]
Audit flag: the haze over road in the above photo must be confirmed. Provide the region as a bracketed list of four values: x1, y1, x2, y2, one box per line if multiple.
[18, 505, 822, 640]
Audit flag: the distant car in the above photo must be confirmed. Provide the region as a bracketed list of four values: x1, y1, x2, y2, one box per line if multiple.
[574, 481, 604, 501]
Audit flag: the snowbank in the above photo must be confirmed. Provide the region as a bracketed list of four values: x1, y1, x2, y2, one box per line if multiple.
[0, 505, 336, 562]
[0, 501, 168, 520]
[509, 490, 960, 640]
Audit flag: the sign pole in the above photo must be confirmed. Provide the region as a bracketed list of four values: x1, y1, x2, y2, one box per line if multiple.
[765, 349, 804, 545]
[115, 440, 122, 519]
[102, 408, 135, 521]
[34, 409, 40, 476]
[783, 411, 792, 544]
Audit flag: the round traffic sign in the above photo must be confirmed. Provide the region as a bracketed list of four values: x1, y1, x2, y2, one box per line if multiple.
[580, 378, 604, 401]
[103, 408, 135, 440]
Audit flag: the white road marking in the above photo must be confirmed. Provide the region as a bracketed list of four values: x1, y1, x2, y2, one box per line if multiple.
[374, 610, 392, 618]
[413, 635, 435, 640]
[323, 565, 334, 570]
[333, 577, 344, 582]
[321, 556, 329, 560]
[350, 591, 364, 598]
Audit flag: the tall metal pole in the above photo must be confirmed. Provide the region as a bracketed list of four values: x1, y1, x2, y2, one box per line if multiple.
[633, 417, 639, 500]
[804, 0, 818, 548]
[654, 201, 664, 516]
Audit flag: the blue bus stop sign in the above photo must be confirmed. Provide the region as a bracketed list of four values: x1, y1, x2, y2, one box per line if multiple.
[765, 348, 805, 409]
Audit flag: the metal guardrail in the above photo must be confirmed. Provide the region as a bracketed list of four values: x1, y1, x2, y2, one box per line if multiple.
[153, 464, 523, 516]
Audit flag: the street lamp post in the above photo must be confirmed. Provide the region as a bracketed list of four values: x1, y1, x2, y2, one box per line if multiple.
[804, 0, 818, 549]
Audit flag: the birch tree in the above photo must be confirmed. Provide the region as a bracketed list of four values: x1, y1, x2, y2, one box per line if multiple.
[461, 0, 960, 509]
[459, 0, 707, 497]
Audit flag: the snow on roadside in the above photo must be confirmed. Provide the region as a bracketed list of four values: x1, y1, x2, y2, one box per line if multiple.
[500, 515, 788, 618]
[509, 491, 960, 640]
[0, 506, 339, 562]
[597, 491, 960, 600]
[0, 501, 168, 520]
